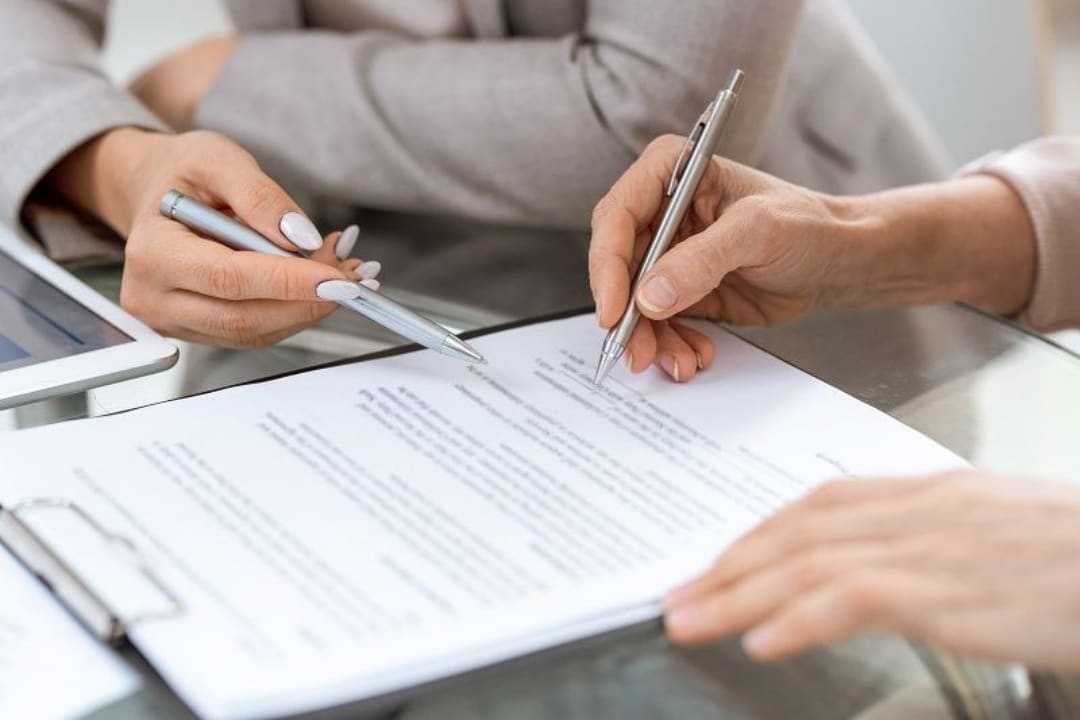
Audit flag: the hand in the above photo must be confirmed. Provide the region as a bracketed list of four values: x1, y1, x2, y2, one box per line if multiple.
[589, 135, 1036, 384]
[663, 472, 1080, 672]
[589, 135, 857, 383]
[47, 128, 380, 348]
[131, 36, 237, 130]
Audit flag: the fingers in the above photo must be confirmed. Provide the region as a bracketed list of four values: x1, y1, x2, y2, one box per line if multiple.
[149, 235, 353, 302]
[624, 318, 657, 374]
[652, 322, 700, 383]
[665, 543, 894, 647]
[653, 321, 715, 382]
[185, 134, 323, 253]
[589, 135, 685, 328]
[737, 570, 941, 661]
[156, 291, 337, 349]
[665, 479, 951, 609]
[635, 213, 758, 321]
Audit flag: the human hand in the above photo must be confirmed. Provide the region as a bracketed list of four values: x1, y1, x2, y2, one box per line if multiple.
[47, 128, 381, 348]
[131, 35, 237, 130]
[664, 472, 1080, 672]
[589, 135, 859, 382]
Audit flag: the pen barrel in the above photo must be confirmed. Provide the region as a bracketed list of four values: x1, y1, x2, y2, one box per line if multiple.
[338, 290, 450, 349]
[160, 190, 292, 258]
[634, 89, 739, 284]
[605, 79, 741, 357]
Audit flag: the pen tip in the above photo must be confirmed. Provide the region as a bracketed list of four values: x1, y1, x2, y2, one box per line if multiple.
[443, 335, 486, 364]
[594, 353, 617, 386]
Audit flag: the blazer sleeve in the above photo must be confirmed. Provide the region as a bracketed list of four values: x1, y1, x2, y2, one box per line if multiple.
[0, 0, 167, 232]
[964, 137, 1080, 332]
[196, 0, 805, 229]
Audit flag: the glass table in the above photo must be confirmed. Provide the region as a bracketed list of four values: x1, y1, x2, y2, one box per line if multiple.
[2, 212, 1078, 719]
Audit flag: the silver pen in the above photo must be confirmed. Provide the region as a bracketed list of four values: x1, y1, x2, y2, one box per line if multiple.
[160, 190, 485, 364]
[594, 69, 744, 385]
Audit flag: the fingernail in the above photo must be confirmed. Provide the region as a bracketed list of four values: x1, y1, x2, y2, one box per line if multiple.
[336, 224, 359, 260]
[595, 295, 604, 327]
[696, 352, 705, 370]
[665, 605, 704, 636]
[664, 582, 695, 608]
[660, 355, 680, 382]
[743, 625, 778, 657]
[356, 260, 381, 280]
[625, 351, 634, 372]
[638, 275, 678, 312]
[315, 280, 361, 301]
[360, 279, 380, 291]
[280, 212, 323, 251]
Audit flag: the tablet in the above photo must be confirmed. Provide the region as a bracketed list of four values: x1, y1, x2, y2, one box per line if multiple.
[0, 227, 177, 410]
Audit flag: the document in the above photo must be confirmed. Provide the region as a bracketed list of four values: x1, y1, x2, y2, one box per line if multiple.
[0, 315, 965, 719]
[0, 546, 139, 719]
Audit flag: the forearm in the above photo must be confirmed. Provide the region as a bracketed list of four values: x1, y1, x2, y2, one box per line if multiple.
[193, 0, 803, 227]
[0, 0, 167, 232]
[837, 176, 1035, 315]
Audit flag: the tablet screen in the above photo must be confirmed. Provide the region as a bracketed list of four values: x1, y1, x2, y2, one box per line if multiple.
[0, 249, 131, 372]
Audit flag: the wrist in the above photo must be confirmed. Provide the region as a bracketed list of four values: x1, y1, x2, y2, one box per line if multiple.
[46, 127, 170, 235]
[826, 178, 1035, 314]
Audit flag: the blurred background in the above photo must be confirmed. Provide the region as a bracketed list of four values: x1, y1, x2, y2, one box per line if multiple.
[101, 0, 1080, 350]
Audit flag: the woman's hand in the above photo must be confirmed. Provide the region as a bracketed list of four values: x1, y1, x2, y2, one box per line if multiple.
[589, 135, 862, 382]
[47, 128, 380, 348]
[663, 472, 1080, 672]
[589, 135, 1035, 383]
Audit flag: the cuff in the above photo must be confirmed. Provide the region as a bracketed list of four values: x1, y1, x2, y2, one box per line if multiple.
[960, 137, 1080, 332]
[0, 64, 167, 232]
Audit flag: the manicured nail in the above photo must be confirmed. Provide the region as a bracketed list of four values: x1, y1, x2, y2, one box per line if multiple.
[356, 260, 381, 280]
[743, 625, 779, 657]
[638, 275, 678, 312]
[336, 224, 359, 260]
[360, 278, 380, 291]
[280, 212, 323, 251]
[315, 280, 361, 301]
[660, 355, 680, 382]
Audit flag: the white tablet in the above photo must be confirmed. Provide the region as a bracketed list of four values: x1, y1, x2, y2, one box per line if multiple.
[0, 226, 177, 410]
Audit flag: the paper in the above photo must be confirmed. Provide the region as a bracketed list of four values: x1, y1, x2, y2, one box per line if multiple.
[0, 545, 139, 719]
[0, 315, 965, 719]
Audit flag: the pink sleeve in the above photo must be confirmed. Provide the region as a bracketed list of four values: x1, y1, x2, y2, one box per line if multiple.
[961, 136, 1080, 331]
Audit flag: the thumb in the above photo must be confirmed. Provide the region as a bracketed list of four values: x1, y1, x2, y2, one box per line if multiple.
[634, 217, 752, 320]
[191, 142, 324, 254]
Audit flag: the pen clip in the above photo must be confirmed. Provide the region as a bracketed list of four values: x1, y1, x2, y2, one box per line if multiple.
[666, 104, 712, 197]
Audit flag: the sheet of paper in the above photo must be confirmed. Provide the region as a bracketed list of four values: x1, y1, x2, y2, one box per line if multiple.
[0, 315, 965, 719]
[0, 546, 140, 720]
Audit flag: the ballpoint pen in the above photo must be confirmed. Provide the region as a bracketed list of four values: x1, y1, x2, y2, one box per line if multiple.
[159, 190, 486, 364]
[594, 68, 745, 385]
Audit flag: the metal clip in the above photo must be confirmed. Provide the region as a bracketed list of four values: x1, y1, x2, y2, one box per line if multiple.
[0, 498, 185, 645]
[666, 103, 712, 197]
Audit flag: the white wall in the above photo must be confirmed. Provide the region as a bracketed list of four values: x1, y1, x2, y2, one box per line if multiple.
[844, 0, 1046, 165]
[102, 0, 230, 83]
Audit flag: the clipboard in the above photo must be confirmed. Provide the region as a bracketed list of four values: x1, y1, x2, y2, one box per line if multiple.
[0, 307, 593, 649]
[0, 498, 184, 645]
[0, 306, 979, 720]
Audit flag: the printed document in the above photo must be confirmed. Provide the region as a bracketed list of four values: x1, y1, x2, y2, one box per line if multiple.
[0, 315, 965, 719]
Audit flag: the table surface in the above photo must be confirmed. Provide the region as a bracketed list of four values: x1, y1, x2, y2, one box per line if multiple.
[3, 213, 1078, 720]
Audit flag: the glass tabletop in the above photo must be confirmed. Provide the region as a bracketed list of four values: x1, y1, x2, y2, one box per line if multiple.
[3, 211, 1078, 719]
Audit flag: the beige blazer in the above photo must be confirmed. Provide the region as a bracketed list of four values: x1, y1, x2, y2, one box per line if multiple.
[0, 0, 949, 248]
